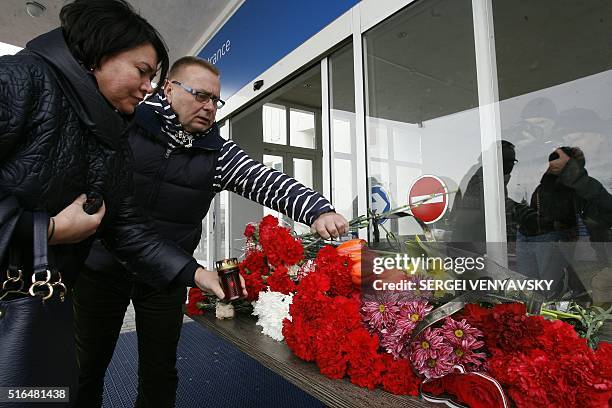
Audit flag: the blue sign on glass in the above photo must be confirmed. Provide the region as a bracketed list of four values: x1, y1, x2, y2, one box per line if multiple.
[197, 0, 359, 100]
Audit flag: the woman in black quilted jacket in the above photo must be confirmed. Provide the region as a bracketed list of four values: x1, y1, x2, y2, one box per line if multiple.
[0, 0, 224, 402]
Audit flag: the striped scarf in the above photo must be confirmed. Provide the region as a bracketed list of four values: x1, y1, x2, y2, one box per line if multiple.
[142, 92, 213, 148]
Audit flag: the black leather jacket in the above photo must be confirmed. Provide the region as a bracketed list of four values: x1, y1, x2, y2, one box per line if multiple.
[0, 29, 193, 288]
[86, 105, 224, 284]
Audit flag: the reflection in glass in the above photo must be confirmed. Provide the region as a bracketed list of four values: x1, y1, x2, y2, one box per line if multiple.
[494, 0, 612, 301]
[263, 154, 283, 172]
[293, 157, 315, 235]
[364, 0, 481, 248]
[332, 118, 351, 154]
[262, 155, 285, 222]
[290, 108, 316, 148]
[218, 191, 227, 258]
[392, 128, 421, 163]
[368, 125, 388, 160]
[329, 43, 358, 221]
[229, 64, 324, 258]
[293, 158, 313, 189]
[263, 103, 287, 145]
[193, 218, 207, 264]
[333, 158, 354, 219]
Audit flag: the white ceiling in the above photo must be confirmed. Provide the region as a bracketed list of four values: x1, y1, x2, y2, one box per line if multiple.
[0, 0, 242, 63]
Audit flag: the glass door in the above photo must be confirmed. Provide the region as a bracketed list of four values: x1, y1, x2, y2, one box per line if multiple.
[228, 64, 323, 256]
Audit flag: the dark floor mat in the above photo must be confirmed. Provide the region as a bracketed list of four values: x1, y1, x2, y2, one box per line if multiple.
[103, 321, 325, 408]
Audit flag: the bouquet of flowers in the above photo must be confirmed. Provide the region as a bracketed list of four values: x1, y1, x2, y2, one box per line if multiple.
[240, 215, 306, 301]
[282, 245, 421, 395]
[186, 215, 306, 321]
[282, 243, 612, 405]
[186, 210, 612, 407]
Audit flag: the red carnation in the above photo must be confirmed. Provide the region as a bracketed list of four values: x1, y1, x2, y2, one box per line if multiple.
[280, 232, 304, 265]
[239, 249, 270, 301]
[260, 214, 279, 229]
[315, 245, 338, 262]
[316, 342, 348, 379]
[283, 316, 317, 361]
[463, 303, 542, 353]
[296, 268, 331, 296]
[186, 287, 206, 316]
[537, 317, 588, 355]
[594, 342, 612, 380]
[343, 328, 384, 389]
[485, 315, 612, 408]
[240, 250, 268, 275]
[259, 223, 304, 268]
[267, 265, 297, 294]
[314, 319, 349, 379]
[313, 245, 354, 297]
[380, 355, 420, 395]
[244, 223, 256, 238]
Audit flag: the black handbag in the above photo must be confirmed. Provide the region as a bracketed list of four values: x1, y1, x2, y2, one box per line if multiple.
[0, 211, 78, 407]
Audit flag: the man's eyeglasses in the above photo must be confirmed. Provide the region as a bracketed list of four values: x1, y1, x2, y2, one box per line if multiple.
[171, 80, 225, 109]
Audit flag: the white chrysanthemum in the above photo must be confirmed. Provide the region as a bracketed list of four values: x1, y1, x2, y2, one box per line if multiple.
[215, 302, 235, 319]
[252, 290, 293, 341]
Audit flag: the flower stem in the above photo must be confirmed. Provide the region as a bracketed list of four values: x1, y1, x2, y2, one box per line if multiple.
[541, 308, 582, 320]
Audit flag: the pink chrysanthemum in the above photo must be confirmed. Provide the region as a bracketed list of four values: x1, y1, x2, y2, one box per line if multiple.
[394, 313, 420, 336]
[420, 351, 455, 378]
[410, 327, 453, 370]
[380, 313, 422, 360]
[449, 336, 487, 369]
[379, 300, 434, 359]
[440, 317, 483, 346]
[361, 293, 401, 332]
[380, 327, 411, 360]
[397, 300, 433, 327]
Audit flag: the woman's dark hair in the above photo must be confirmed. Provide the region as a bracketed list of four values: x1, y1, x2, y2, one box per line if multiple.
[60, 0, 168, 88]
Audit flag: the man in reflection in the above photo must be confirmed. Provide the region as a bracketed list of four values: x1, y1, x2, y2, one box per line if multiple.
[557, 108, 612, 190]
[75, 56, 349, 407]
[505, 97, 560, 201]
[449, 140, 518, 252]
[557, 109, 612, 305]
[511, 97, 558, 160]
[512, 146, 612, 301]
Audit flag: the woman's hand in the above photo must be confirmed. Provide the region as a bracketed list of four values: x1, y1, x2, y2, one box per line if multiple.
[194, 267, 248, 300]
[50, 194, 105, 244]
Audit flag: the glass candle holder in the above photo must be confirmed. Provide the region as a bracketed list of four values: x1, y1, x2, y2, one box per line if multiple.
[215, 258, 245, 302]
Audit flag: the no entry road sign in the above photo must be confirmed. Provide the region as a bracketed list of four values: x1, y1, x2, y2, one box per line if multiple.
[408, 175, 448, 224]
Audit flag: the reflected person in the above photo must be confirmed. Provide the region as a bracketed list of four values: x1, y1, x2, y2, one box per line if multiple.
[513, 147, 612, 299]
[510, 97, 558, 162]
[449, 140, 518, 253]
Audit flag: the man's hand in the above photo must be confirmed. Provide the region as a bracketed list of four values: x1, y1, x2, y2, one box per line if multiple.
[51, 194, 105, 244]
[547, 148, 571, 175]
[194, 267, 248, 300]
[311, 211, 349, 240]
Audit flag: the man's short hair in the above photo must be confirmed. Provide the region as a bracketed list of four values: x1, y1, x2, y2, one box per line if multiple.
[169, 56, 220, 79]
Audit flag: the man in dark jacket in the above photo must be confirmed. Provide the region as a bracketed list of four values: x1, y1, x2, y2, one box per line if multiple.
[75, 56, 348, 407]
[512, 147, 612, 298]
